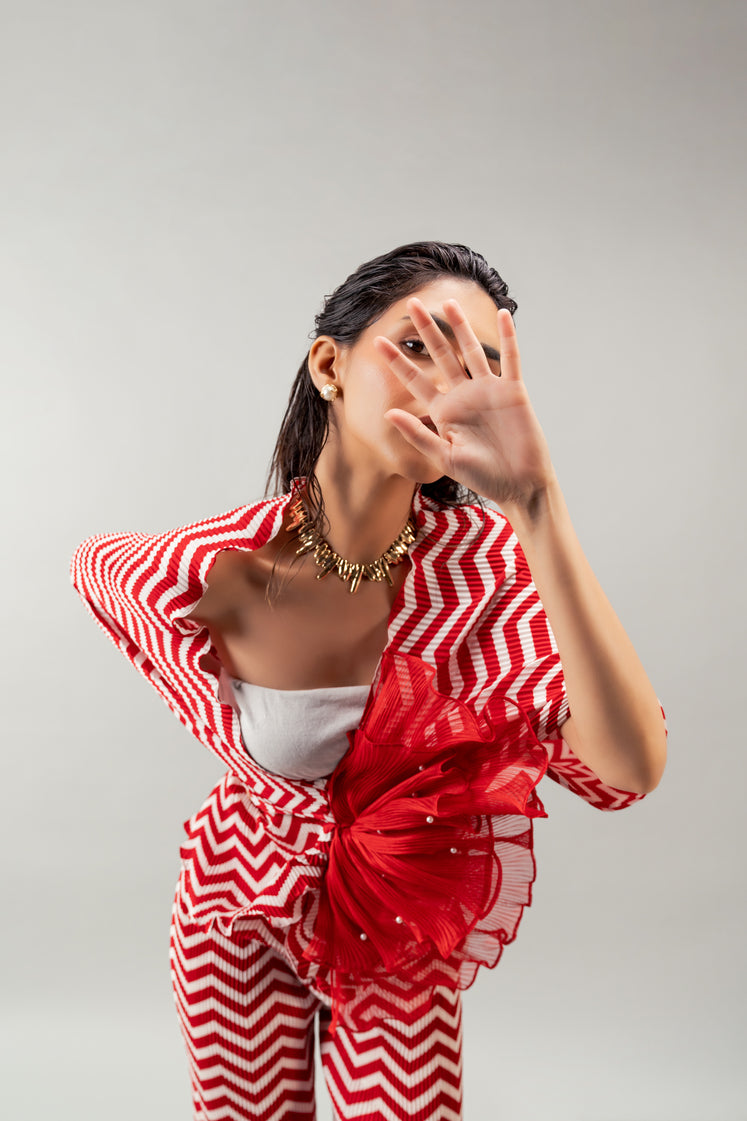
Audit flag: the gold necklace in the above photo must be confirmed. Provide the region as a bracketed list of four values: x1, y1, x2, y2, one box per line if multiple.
[286, 498, 416, 595]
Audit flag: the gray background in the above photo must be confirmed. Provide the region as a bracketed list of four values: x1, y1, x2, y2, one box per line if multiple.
[2, 1, 745, 1118]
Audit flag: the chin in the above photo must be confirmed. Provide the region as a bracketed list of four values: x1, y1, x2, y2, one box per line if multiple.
[378, 438, 445, 488]
[398, 461, 445, 487]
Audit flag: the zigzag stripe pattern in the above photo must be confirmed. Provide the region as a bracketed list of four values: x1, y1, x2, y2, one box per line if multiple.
[170, 886, 318, 1118]
[71, 489, 650, 819]
[320, 987, 463, 1121]
[73, 487, 662, 1116]
[170, 883, 463, 1120]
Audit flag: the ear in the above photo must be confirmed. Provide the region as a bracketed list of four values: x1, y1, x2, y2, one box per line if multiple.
[308, 336, 345, 396]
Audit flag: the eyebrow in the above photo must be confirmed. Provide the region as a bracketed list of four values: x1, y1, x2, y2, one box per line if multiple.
[398, 315, 501, 363]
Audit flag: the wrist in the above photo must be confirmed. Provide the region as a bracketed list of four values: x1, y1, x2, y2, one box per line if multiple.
[494, 475, 565, 535]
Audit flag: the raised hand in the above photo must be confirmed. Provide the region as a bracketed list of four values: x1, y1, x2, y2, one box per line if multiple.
[373, 296, 558, 510]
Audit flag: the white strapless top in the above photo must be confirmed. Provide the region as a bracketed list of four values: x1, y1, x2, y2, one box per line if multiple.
[220, 668, 370, 781]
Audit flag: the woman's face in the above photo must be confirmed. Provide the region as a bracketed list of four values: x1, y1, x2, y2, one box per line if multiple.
[311, 276, 504, 484]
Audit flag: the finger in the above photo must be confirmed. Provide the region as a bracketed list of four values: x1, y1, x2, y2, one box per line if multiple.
[372, 336, 441, 404]
[405, 297, 470, 387]
[385, 408, 451, 470]
[441, 299, 495, 381]
[496, 308, 522, 382]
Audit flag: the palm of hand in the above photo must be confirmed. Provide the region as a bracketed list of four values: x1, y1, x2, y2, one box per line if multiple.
[374, 297, 557, 508]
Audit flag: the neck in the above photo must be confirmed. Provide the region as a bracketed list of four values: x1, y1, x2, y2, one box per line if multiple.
[307, 446, 418, 563]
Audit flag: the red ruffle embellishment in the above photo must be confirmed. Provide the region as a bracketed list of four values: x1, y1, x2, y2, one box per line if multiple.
[301, 652, 550, 1030]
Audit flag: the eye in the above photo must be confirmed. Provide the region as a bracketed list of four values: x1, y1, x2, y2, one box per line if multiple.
[401, 338, 429, 357]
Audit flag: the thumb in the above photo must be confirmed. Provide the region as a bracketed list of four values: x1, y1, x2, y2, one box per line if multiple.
[386, 409, 449, 469]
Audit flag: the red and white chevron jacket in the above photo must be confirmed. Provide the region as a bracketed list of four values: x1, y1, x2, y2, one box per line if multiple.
[71, 485, 661, 1029]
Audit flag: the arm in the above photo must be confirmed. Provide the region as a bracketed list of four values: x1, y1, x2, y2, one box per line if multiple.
[70, 528, 196, 718]
[70, 497, 291, 730]
[504, 483, 667, 794]
[377, 296, 668, 798]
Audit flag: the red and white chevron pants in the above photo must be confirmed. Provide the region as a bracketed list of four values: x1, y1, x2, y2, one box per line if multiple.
[170, 888, 464, 1120]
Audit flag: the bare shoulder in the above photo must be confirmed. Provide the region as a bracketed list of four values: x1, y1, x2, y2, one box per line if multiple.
[186, 538, 283, 625]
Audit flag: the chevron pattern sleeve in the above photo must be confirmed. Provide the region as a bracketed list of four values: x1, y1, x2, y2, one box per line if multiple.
[69, 496, 295, 773]
[70, 524, 203, 730]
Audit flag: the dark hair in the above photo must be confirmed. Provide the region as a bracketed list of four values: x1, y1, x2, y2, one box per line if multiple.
[266, 240, 517, 526]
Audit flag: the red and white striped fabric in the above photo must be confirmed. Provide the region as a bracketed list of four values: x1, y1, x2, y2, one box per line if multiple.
[72, 485, 661, 1115]
[170, 883, 465, 1119]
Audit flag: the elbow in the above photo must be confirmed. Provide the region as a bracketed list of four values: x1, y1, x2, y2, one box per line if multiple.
[595, 726, 668, 796]
[642, 757, 667, 794]
[623, 699, 669, 794]
[631, 727, 668, 794]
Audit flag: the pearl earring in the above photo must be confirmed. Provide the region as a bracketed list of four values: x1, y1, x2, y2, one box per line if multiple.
[320, 384, 338, 402]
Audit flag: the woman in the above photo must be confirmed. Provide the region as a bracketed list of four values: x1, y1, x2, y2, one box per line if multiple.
[71, 241, 667, 1120]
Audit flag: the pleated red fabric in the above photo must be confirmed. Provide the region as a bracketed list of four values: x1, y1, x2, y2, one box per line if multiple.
[303, 651, 550, 1030]
[72, 485, 665, 1048]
